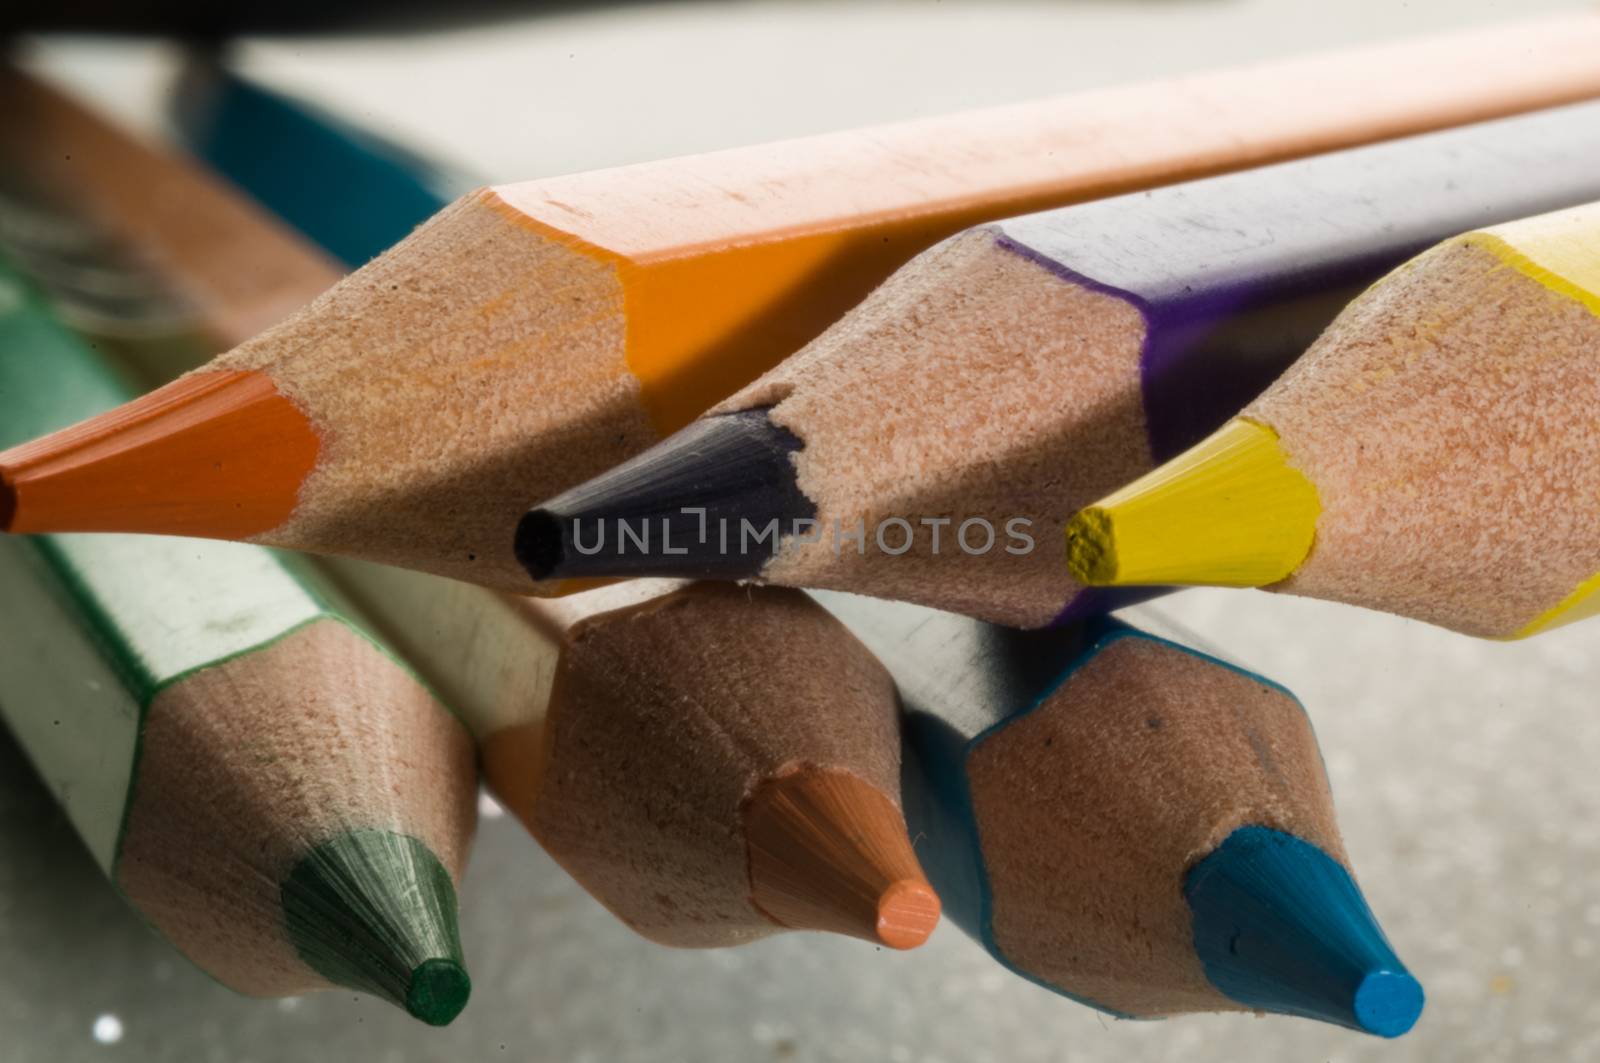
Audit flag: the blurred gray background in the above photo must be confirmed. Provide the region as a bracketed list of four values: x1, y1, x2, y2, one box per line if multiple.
[6, 1, 1599, 1059]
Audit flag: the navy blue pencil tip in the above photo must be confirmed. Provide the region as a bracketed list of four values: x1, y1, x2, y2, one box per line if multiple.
[1184, 826, 1424, 1038]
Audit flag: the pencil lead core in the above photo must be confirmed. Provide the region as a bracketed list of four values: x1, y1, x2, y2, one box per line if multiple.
[876, 878, 946, 951]
[515, 409, 815, 582]
[745, 767, 940, 949]
[281, 828, 471, 1026]
[0, 369, 317, 539]
[1185, 826, 1424, 1038]
[406, 958, 473, 1027]
[1066, 418, 1319, 587]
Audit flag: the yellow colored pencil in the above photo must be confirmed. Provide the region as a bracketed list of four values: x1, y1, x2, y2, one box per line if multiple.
[1068, 201, 1600, 639]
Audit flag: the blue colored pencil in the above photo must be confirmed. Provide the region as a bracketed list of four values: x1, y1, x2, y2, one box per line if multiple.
[818, 592, 1423, 1038]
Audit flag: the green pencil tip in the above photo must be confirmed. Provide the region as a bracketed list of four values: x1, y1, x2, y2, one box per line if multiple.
[406, 957, 472, 1026]
[281, 829, 469, 1025]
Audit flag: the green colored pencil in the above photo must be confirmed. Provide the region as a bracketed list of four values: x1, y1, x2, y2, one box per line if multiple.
[0, 251, 477, 1025]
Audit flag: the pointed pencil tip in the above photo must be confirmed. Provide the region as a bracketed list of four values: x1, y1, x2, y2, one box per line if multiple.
[1067, 418, 1319, 588]
[875, 877, 944, 951]
[745, 767, 940, 949]
[1351, 969, 1426, 1038]
[281, 828, 471, 1026]
[1185, 826, 1423, 1038]
[515, 409, 814, 583]
[1063, 505, 1117, 583]
[405, 957, 472, 1026]
[514, 507, 565, 580]
[0, 370, 317, 539]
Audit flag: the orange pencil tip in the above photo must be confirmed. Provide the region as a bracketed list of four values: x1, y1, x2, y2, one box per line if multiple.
[0, 369, 317, 540]
[874, 878, 944, 951]
[745, 767, 941, 949]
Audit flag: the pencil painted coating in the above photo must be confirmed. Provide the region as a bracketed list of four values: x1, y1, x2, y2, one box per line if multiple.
[172, 61, 459, 269]
[0, 255, 476, 1023]
[522, 102, 1600, 626]
[10, 21, 1600, 590]
[818, 592, 1421, 1035]
[1068, 201, 1600, 638]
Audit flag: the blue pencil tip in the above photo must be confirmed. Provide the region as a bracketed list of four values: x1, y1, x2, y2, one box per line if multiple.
[1352, 970, 1425, 1038]
[1184, 826, 1424, 1037]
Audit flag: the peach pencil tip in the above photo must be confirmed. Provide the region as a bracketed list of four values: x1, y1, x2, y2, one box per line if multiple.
[744, 768, 940, 950]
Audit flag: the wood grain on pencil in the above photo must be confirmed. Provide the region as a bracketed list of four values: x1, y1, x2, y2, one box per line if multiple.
[7, 16, 1600, 588]
[1069, 201, 1600, 639]
[331, 570, 939, 950]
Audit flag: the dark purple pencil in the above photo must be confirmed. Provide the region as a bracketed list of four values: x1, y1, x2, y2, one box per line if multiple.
[516, 100, 1600, 628]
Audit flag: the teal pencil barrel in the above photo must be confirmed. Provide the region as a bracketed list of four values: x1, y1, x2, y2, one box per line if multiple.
[173, 60, 459, 268]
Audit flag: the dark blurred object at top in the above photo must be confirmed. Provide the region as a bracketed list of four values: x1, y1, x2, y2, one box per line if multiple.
[1, 0, 674, 38]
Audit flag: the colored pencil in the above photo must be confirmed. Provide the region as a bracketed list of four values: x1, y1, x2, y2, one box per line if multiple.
[328, 568, 941, 950]
[171, 59, 462, 270]
[7, 18, 1600, 588]
[9, 86, 939, 953]
[819, 592, 1422, 1036]
[0, 68, 340, 347]
[1067, 202, 1600, 640]
[0, 253, 477, 1024]
[517, 102, 1600, 624]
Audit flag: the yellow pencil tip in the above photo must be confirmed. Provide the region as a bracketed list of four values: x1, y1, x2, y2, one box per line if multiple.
[1063, 505, 1120, 583]
[1065, 418, 1321, 588]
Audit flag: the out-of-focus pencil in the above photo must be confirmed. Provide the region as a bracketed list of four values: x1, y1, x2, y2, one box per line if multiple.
[171, 59, 462, 270]
[517, 101, 1600, 624]
[0, 68, 340, 344]
[0, 253, 477, 1025]
[7, 19, 1600, 586]
[820, 592, 1422, 1037]
[1067, 201, 1600, 639]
